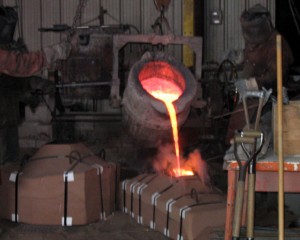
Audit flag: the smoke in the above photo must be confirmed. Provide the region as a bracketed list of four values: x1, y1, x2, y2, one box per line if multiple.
[184, 149, 211, 185]
[152, 143, 211, 185]
[152, 143, 177, 174]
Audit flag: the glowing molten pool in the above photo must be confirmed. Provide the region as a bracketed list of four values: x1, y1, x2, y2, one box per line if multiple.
[172, 168, 194, 177]
[140, 61, 192, 177]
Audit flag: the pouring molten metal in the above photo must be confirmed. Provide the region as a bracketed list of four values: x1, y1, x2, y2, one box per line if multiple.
[140, 61, 194, 177]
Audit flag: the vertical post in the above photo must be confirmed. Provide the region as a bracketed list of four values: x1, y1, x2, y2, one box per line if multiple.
[183, 0, 194, 68]
[276, 34, 284, 240]
[225, 170, 237, 240]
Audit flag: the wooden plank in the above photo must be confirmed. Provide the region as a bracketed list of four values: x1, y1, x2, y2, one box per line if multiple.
[273, 101, 300, 155]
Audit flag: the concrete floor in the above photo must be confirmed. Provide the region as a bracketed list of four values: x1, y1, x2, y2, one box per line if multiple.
[1, 211, 300, 240]
[0, 212, 168, 240]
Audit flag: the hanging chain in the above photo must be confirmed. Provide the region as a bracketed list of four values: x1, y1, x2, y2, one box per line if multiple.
[67, 0, 88, 42]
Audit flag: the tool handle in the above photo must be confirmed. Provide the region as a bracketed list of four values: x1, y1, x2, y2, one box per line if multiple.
[247, 173, 256, 239]
[241, 131, 262, 138]
[242, 90, 264, 99]
[232, 180, 245, 239]
[233, 136, 256, 144]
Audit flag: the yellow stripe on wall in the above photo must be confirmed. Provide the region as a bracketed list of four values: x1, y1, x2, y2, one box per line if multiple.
[183, 0, 194, 68]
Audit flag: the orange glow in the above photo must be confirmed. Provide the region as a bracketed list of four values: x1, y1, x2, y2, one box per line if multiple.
[141, 75, 183, 177]
[172, 168, 194, 177]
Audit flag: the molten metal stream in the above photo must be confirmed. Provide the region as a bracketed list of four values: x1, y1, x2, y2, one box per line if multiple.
[142, 78, 183, 176]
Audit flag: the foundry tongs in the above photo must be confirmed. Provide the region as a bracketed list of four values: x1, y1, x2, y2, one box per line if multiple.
[231, 130, 264, 240]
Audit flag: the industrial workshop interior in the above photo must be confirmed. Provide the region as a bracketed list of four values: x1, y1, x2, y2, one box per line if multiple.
[2, 0, 300, 239]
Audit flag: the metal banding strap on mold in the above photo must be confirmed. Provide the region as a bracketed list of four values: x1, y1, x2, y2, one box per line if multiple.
[71, 155, 107, 220]
[150, 183, 175, 230]
[177, 201, 224, 240]
[121, 174, 150, 214]
[62, 150, 107, 224]
[137, 175, 158, 224]
[136, 182, 148, 223]
[130, 175, 148, 218]
[29, 153, 94, 163]
[63, 171, 74, 226]
[62, 151, 82, 227]
[87, 162, 105, 219]
[122, 180, 128, 213]
[9, 171, 22, 223]
[164, 195, 185, 237]
[114, 164, 119, 211]
[99, 167, 105, 220]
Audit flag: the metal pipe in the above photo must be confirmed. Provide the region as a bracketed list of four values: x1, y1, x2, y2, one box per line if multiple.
[54, 113, 122, 122]
[56, 81, 111, 88]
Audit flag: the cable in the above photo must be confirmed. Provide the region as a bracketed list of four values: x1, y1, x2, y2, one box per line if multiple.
[288, 0, 300, 36]
[153, 0, 159, 11]
[105, 11, 121, 24]
[290, 0, 300, 22]
[13, 0, 24, 41]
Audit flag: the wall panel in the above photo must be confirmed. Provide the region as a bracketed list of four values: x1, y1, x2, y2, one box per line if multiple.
[204, 0, 225, 63]
[102, 0, 120, 25]
[204, 0, 275, 64]
[22, 0, 41, 50]
[0, 0, 276, 69]
[40, 1, 61, 47]
[120, 0, 141, 32]
[1, 0, 183, 54]
[225, 0, 245, 52]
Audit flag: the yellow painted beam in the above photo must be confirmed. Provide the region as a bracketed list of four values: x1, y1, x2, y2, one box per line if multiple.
[183, 0, 194, 68]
